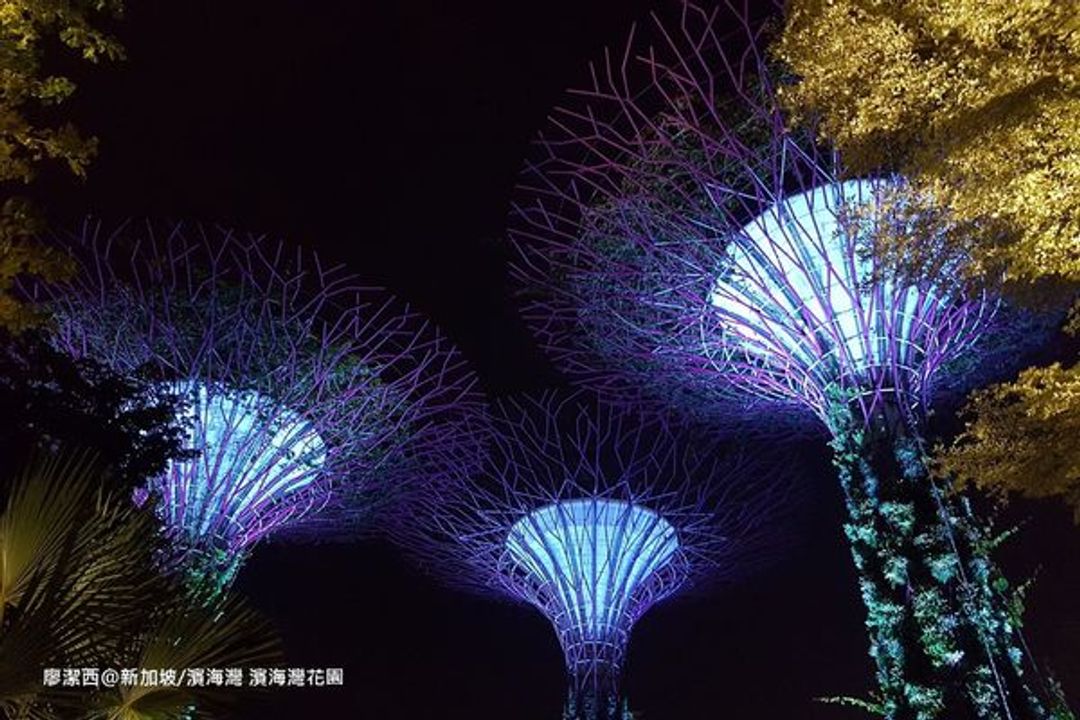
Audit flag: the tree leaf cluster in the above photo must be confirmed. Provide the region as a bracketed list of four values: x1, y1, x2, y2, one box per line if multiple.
[775, 0, 1080, 522]
[1, 0, 125, 331]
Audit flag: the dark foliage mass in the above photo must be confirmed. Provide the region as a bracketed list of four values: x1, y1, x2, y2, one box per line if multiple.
[0, 328, 188, 490]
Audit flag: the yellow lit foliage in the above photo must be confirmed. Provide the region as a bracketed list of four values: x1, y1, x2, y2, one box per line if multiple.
[775, 0, 1080, 520]
[774, 0, 1080, 285]
[0, 197, 71, 331]
[1, 0, 124, 184]
[0, 0, 124, 330]
[938, 362, 1080, 522]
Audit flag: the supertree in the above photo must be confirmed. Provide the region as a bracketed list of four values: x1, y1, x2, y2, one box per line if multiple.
[396, 392, 793, 720]
[509, 2, 1071, 718]
[35, 220, 483, 598]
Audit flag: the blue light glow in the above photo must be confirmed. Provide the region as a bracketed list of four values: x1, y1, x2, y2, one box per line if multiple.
[708, 180, 953, 385]
[152, 381, 327, 548]
[505, 498, 679, 643]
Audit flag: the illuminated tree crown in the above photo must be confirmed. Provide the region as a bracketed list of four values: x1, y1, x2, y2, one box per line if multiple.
[509, 5, 1034, 432]
[703, 175, 993, 423]
[507, 498, 680, 658]
[38, 221, 482, 595]
[507, 3, 1071, 717]
[398, 393, 791, 720]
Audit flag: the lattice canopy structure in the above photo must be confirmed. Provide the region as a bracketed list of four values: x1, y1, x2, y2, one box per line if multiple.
[702, 177, 993, 424]
[507, 3, 1067, 718]
[505, 498, 683, 687]
[504, 1, 1053, 435]
[399, 393, 790, 720]
[38, 221, 483, 596]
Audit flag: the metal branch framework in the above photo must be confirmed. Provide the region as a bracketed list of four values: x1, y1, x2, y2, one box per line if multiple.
[37, 220, 483, 595]
[699, 176, 994, 424]
[398, 392, 792, 719]
[508, 1, 1035, 430]
[507, 3, 1068, 718]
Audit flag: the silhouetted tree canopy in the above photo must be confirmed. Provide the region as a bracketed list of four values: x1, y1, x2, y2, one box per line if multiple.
[0, 328, 188, 490]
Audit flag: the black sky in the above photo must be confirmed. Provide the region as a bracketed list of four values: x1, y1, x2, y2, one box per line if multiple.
[37, 1, 1080, 718]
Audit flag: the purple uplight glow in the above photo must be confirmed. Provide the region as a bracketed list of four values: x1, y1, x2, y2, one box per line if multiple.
[505, 3, 1064, 717]
[702, 178, 992, 423]
[396, 393, 790, 718]
[39, 221, 483, 591]
[507, 4, 1019, 431]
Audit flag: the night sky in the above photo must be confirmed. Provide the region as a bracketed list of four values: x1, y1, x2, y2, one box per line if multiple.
[36, 1, 1080, 718]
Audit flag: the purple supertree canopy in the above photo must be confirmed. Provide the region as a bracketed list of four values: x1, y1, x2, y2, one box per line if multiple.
[38, 220, 483, 591]
[398, 392, 792, 718]
[698, 176, 992, 424]
[506, 4, 1070, 718]
[508, 1, 1030, 431]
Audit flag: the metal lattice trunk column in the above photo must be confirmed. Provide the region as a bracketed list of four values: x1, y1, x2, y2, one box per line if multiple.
[563, 654, 625, 720]
[829, 397, 1053, 720]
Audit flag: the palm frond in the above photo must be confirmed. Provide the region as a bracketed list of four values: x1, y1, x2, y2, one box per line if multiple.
[0, 449, 176, 716]
[0, 450, 99, 614]
[92, 595, 284, 720]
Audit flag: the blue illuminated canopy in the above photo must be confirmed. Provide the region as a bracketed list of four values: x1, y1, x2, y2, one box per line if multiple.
[701, 178, 988, 418]
[708, 179, 952, 378]
[153, 381, 327, 547]
[708, 179, 928, 369]
[505, 498, 680, 642]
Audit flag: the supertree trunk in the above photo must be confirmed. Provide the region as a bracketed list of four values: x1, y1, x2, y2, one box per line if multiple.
[563, 671, 630, 720]
[827, 396, 1062, 720]
[562, 696, 634, 720]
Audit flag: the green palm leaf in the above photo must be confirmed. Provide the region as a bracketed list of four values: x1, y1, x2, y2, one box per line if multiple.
[0, 450, 283, 720]
[90, 594, 283, 720]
